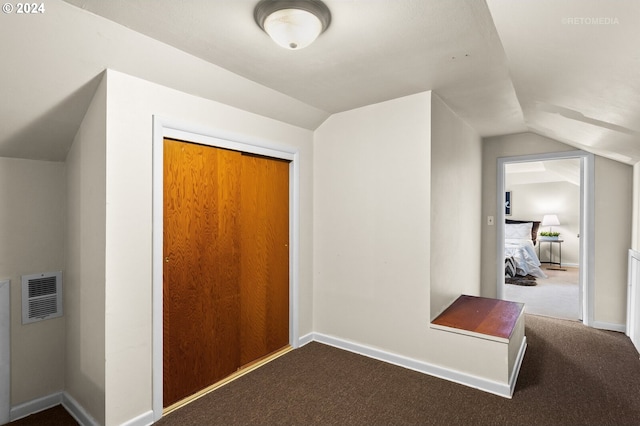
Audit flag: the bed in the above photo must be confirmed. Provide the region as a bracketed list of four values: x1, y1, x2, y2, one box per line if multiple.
[505, 220, 547, 279]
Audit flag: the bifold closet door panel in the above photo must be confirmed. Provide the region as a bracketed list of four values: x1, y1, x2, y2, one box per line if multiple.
[239, 154, 290, 366]
[163, 139, 242, 407]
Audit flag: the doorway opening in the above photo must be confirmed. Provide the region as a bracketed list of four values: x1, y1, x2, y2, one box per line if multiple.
[496, 151, 594, 325]
[503, 158, 580, 320]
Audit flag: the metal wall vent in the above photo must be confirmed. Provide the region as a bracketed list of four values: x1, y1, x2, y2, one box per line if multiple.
[21, 271, 62, 324]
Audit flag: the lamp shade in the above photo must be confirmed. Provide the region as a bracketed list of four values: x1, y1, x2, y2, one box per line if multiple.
[263, 8, 322, 50]
[541, 214, 560, 226]
[254, 0, 331, 50]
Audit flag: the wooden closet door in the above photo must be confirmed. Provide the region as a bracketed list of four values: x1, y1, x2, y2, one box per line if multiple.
[163, 139, 242, 407]
[239, 154, 290, 366]
[163, 140, 290, 408]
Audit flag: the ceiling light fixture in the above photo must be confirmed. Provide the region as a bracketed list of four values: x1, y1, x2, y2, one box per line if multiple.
[254, 0, 331, 50]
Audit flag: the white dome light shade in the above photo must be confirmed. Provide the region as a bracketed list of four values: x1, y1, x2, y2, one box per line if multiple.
[254, 0, 331, 50]
[264, 8, 322, 50]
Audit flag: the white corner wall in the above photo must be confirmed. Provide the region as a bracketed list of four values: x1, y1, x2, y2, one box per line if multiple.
[65, 73, 107, 425]
[0, 157, 66, 408]
[104, 69, 314, 425]
[313, 92, 432, 356]
[314, 92, 507, 389]
[430, 93, 482, 317]
[593, 156, 632, 326]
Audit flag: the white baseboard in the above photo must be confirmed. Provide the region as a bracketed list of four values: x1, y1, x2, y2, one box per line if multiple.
[297, 332, 314, 347]
[63, 391, 152, 426]
[509, 337, 527, 396]
[557, 262, 579, 267]
[120, 409, 154, 426]
[311, 332, 515, 398]
[9, 392, 99, 426]
[61, 392, 99, 426]
[10, 392, 63, 422]
[592, 321, 626, 333]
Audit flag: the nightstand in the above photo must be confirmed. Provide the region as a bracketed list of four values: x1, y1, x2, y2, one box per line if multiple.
[537, 239, 565, 271]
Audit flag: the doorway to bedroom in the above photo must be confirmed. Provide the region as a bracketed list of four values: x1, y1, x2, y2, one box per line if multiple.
[503, 158, 581, 320]
[497, 151, 594, 324]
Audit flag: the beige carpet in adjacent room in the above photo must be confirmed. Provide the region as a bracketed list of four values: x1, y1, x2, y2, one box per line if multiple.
[505, 266, 580, 320]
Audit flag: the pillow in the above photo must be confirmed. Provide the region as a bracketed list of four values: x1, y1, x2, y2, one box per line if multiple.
[506, 219, 540, 243]
[505, 222, 533, 240]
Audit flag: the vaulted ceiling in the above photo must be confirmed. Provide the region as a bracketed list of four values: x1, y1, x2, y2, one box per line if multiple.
[1, 0, 638, 164]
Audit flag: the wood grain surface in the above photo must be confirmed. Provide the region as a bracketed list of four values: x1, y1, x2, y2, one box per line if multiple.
[431, 295, 523, 340]
[239, 154, 289, 366]
[163, 139, 289, 407]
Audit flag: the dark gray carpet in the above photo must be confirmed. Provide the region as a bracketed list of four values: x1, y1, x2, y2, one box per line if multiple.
[12, 315, 640, 425]
[157, 315, 640, 425]
[8, 405, 77, 425]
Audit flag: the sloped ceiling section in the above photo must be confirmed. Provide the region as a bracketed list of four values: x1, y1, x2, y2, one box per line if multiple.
[0, 0, 329, 161]
[1, 0, 638, 163]
[63, 0, 525, 137]
[487, 0, 640, 165]
[0, 0, 527, 161]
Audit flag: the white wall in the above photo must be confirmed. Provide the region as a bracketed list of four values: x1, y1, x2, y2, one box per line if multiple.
[482, 132, 632, 326]
[314, 92, 432, 356]
[103, 69, 314, 425]
[65, 75, 107, 425]
[593, 157, 632, 325]
[314, 91, 507, 386]
[505, 180, 580, 265]
[0, 157, 66, 406]
[430, 93, 482, 317]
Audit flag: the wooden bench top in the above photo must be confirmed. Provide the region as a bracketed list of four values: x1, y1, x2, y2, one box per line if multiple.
[431, 295, 524, 341]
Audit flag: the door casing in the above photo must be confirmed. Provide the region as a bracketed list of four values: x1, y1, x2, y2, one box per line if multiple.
[152, 117, 300, 421]
[0, 280, 9, 425]
[496, 150, 595, 326]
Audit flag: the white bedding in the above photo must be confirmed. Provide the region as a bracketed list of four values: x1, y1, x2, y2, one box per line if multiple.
[505, 238, 547, 278]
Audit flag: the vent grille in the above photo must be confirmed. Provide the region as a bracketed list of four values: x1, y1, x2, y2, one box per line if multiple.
[22, 272, 62, 324]
[27, 276, 57, 298]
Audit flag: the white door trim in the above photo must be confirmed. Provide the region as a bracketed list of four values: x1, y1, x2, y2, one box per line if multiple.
[0, 280, 9, 425]
[151, 116, 301, 421]
[496, 150, 595, 326]
[627, 249, 640, 352]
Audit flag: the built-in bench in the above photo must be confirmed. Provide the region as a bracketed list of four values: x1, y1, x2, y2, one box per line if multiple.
[430, 295, 526, 398]
[431, 295, 524, 342]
